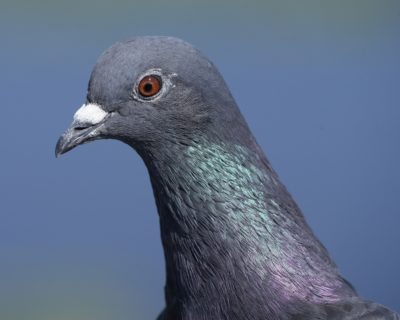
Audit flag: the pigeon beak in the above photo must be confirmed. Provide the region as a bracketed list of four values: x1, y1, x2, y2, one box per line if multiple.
[55, 103, 109, 157]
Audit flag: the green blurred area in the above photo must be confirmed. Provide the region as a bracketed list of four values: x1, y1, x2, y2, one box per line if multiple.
[3, 0, 399, 39]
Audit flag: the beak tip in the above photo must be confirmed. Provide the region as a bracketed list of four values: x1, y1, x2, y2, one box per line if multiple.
[55, 135, 68, 158]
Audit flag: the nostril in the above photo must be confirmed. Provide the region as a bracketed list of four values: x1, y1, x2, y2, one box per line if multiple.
[73, 121, 95, 131]
[74, 126, 88, 131]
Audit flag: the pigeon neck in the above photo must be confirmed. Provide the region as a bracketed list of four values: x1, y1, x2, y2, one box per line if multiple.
[139, 140, 354, 316]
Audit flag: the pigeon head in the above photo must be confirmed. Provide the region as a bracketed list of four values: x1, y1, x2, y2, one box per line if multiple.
[55, 36, 245, 157]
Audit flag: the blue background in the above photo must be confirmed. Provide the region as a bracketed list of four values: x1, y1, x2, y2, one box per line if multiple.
[1, 1, 399, 319]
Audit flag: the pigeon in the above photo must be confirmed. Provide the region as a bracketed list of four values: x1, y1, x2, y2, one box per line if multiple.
[55, 36, 399, 320]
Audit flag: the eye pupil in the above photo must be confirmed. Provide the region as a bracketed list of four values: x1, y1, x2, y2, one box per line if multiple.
[138, 75, 162, 98]
[143, 82, 153, 92]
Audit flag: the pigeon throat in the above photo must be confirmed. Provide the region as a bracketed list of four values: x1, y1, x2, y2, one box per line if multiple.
[139, 140, 355, 312]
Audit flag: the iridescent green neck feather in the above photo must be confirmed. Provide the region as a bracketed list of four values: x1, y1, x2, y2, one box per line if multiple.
[139, 140, 355, 318]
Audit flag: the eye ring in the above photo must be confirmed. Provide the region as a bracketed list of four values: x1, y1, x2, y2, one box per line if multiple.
[138, 75, 162, 98]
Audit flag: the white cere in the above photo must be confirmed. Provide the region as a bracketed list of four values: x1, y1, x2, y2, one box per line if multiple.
[73, 103, 107, 126]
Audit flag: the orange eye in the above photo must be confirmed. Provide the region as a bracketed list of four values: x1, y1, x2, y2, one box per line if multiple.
[138, 75, 162, 98]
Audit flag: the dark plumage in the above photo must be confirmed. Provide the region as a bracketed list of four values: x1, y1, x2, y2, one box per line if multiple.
[56, 36, 399, 320]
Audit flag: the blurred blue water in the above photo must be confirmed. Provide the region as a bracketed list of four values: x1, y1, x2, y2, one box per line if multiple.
[1, 1, 399, 319]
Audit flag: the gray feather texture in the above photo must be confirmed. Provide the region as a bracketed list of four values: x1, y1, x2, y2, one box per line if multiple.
[56, 36, 399, 320]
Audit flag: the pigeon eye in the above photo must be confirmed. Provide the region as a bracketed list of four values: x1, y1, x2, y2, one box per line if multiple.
[138, 75, 162, 98]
